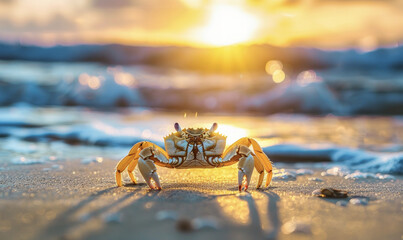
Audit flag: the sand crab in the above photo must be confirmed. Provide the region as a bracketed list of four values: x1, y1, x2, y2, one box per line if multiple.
[115, 123, 273, 191]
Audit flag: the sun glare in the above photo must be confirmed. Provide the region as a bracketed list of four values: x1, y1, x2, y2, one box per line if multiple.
[217, 124, 249, 145]
[199, 4, 259, 46]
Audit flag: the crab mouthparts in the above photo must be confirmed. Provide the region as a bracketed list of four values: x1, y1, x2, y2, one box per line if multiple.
[188, 135, 202, 144]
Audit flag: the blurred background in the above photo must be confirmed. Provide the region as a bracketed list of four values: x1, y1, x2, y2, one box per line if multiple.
[0, 0, 402, 114]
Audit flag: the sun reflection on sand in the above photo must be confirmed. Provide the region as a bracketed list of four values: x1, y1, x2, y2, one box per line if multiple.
[216, 196, 250, 225]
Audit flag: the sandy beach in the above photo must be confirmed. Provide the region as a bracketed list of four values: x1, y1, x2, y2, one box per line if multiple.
[1, 158, 402, 240]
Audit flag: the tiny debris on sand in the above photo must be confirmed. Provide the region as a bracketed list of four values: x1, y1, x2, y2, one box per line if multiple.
[281, 219, 311, 235]
[312, 188, 348, 198]
[349, 198, 369, 206]
[191, 216, 220, 230]
[321, 167, 350, 177]
[176, 218, 193, 232]
[103, 212, 122, 223]
[308, 177, 323, 182]
[272, 169, 297, 181]
[336, 200, 348, 207]
[155, 210, 178, 221]
[81, 157, 104, 164]
[295, 169, 314, 175]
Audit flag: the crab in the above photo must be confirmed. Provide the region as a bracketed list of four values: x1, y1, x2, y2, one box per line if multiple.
[115, 123, 273, 191]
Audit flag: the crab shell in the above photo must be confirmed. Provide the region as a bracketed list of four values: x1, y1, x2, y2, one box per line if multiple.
[165, 127, 226, 154]
[162, 124, 227, 168]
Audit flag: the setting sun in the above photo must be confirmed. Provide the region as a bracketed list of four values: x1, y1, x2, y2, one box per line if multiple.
[198, 4, 259, 46]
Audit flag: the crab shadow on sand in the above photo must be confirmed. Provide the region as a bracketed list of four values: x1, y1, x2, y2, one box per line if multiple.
[238, 191, 280, 239]
[33, 185, 144, 240]
[34, 184, 280, 240]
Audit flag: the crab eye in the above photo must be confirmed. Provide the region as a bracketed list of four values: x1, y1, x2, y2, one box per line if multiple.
[202, 131, 210, 138]
[209, 123, 218, 133]
[174, 122, 181, 132]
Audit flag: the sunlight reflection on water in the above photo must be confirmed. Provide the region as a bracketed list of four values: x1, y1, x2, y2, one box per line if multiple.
[214, 124, 249, 145]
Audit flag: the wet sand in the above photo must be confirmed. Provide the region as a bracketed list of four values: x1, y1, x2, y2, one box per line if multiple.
[0, 159, 402, 240]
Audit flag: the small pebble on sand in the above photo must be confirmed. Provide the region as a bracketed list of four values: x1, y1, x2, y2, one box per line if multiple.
[308, 177, 323, 182]
[155, 210, 178, 221]
[103, 213, 122, 223]
[336, 200, 348, 207]
[296, 169, 314, 175]
[81, 157, 103, 164]
[191, 216, 220, 230]
[349, 198, 368, 206]
[312, 189, 321, 196]
[312, 188, 348, 198]
[281, 220, 311, 234]
[176, 218, 193, 232]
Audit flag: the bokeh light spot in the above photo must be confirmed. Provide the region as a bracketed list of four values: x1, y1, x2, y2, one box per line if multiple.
[217, 124, 248, 145]
[297, 70, 320, 86]
[108, 67, 137, 87]
[78, 73, 101, 89]
[272, 69, 285, 83]
[265, 60, 283, 75]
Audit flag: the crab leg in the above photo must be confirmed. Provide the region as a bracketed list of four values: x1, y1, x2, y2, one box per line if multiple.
[220, 137, 273, 190]
[249, 138, 273, 187]
[115, 141, 170, 187]
[254, 155, 265, 189]
[138, 146, 170, 190]
[238, 150, 254, 192]
[116, 142, 144, 187]
[127, 151, 140, 184]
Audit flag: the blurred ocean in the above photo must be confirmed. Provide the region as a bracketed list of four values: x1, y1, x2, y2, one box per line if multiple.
[0, 43, 402, 115]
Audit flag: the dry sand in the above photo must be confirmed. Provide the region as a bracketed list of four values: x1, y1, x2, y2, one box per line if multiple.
[0, 159, 402, 240]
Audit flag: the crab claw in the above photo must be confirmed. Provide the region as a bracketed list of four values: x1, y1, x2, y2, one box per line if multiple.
[138, 156, 162, 190]
[237, 154, 254, 192]
[142, 170, 162, 190]
[238, 169, 252, 192]
[150, 171, 162, 190]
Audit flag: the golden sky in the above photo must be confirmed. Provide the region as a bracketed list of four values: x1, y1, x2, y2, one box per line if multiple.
[1, 0, 402, 49]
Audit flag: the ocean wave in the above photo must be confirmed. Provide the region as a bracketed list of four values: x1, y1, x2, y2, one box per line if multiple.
[0, 61, 403, 115]
[264, 144, 403, 174]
